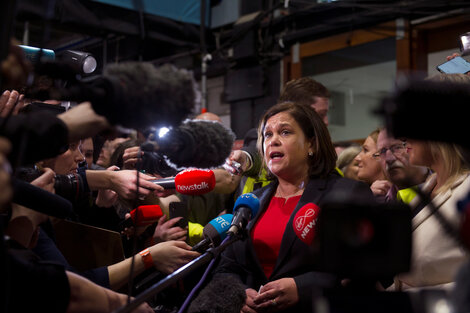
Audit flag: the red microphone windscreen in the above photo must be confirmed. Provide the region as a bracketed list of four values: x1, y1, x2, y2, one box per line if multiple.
[130, 205, 163, 226]
[174, 169, 216, 195]
[293, 203, 321, 245]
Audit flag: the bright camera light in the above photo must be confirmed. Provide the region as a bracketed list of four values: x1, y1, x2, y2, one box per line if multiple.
[158, 127, 170, 138]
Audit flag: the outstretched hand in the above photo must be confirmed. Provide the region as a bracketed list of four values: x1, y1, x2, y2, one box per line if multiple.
[109, 170, 163, 200]
[149, 240, 200, 274]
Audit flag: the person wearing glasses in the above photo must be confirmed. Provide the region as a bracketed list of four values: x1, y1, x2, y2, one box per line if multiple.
[371, 128, 430, 203]
[353, 129, 387, 187]
[391, 137, 469, 290]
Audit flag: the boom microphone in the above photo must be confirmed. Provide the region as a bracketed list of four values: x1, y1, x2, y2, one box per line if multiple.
[192, 214, 233, 253]
[228, 193, 260, 236]
[379, 77, 470, 147]
[188, 274, 246, 313]
[11, 177, 73, 219]
[151, 169, 215, 196]
[155, 119, 236, 169]
[28, 62, 195, 130]
[293, 203, 321, 245]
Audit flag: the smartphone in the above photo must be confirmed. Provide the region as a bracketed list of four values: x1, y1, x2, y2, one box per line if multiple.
[436, 56, 470, 74]
[169, 202, 188, 229]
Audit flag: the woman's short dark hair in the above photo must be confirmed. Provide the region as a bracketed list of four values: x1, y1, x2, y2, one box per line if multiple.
[257, 101, 337, 179]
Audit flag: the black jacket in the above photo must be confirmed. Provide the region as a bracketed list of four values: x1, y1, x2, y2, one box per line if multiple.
[214, 173, 374, 312]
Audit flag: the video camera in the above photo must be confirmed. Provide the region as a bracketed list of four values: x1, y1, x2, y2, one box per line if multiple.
[315, 200, 411, 279]
[15, 167, 88, 204]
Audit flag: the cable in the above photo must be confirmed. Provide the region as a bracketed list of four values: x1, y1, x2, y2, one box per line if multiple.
[413, 184, 469, 254]
[126, 147, 144, 302]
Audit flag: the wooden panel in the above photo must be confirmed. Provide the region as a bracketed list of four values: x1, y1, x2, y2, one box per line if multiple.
[412, 28, 428, 72]
[396, 19, 412, 74]
[413, 14, 470, 31]
[425, 22, 470, 53]
[282, 54, 302, 83]
[282, 55, 292, 85]
[290, 59, 302, 80]
[299, 21, 396, 58]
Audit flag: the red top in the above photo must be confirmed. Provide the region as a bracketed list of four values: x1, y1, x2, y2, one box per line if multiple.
[251, 195, 301, 278]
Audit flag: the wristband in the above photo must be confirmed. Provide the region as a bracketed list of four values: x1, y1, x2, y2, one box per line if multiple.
[241, 150, 253, 172]
[139, 248, 153, 269]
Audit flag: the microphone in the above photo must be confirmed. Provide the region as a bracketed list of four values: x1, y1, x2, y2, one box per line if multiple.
[120, 205, 164, 229]
[154, 119, 236, 169]
[192, 214, 233, 253]
[378, 77, 470, 147]
[28, 62, 195, 130]
[188, 274, 246, 313]
[292, 203, 321, 245]
[11, 177, 73, 219]
[151, 169, 216, 196]
[228, 193, 260, 236]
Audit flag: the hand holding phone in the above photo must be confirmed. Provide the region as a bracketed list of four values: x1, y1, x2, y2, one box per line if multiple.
[169, 202, 188, 229]
[436, 56, 470, 74]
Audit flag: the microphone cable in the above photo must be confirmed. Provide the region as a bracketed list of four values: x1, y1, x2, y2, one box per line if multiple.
[412, 184, 469, 254]
[126, 146, 144, 303]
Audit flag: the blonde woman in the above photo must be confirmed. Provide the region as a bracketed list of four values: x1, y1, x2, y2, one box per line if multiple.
[393, 139, 469, 290]
[354, 129, 387, 185]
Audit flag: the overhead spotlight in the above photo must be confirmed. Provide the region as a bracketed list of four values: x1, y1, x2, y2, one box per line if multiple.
[59, 50, 97, 75]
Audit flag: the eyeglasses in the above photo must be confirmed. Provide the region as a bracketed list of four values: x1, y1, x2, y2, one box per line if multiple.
[373, 142, 407, 159]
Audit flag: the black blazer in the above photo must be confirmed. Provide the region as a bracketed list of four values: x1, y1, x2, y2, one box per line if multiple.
[214, 173, 374, 312]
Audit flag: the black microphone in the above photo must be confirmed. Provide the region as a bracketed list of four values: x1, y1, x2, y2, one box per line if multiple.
[154, 119, 236, 169]
[192, 214, 233, 253]
[11, 178, 73, 219]
[29, 62, 195, 130]
[188, 274, 246, 313]
[379, 77, 470, 147]
[228, 193, 260, 236]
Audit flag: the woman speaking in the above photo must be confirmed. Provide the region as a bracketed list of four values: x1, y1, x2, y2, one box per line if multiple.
[213, 102, 374, 313]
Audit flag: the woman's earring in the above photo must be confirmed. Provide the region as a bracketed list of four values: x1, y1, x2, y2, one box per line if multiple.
[308, 151, 313, 156]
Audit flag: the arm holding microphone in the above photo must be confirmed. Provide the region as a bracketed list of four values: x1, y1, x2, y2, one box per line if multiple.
[56, 101, 110, 142]
[65, 271, 154, 313]
[212, 168, 241, 194]
[85, 169, 163, 200]
[107, 240, 199, 291]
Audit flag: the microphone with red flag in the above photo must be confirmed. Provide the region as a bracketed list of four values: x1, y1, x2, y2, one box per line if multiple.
[293, 202, 321, 245]
[151, 169, 216, 196]
[120, 204, 164, 229]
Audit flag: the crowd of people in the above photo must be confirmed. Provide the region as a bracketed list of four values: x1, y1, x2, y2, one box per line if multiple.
[0, 40, 469, 313]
